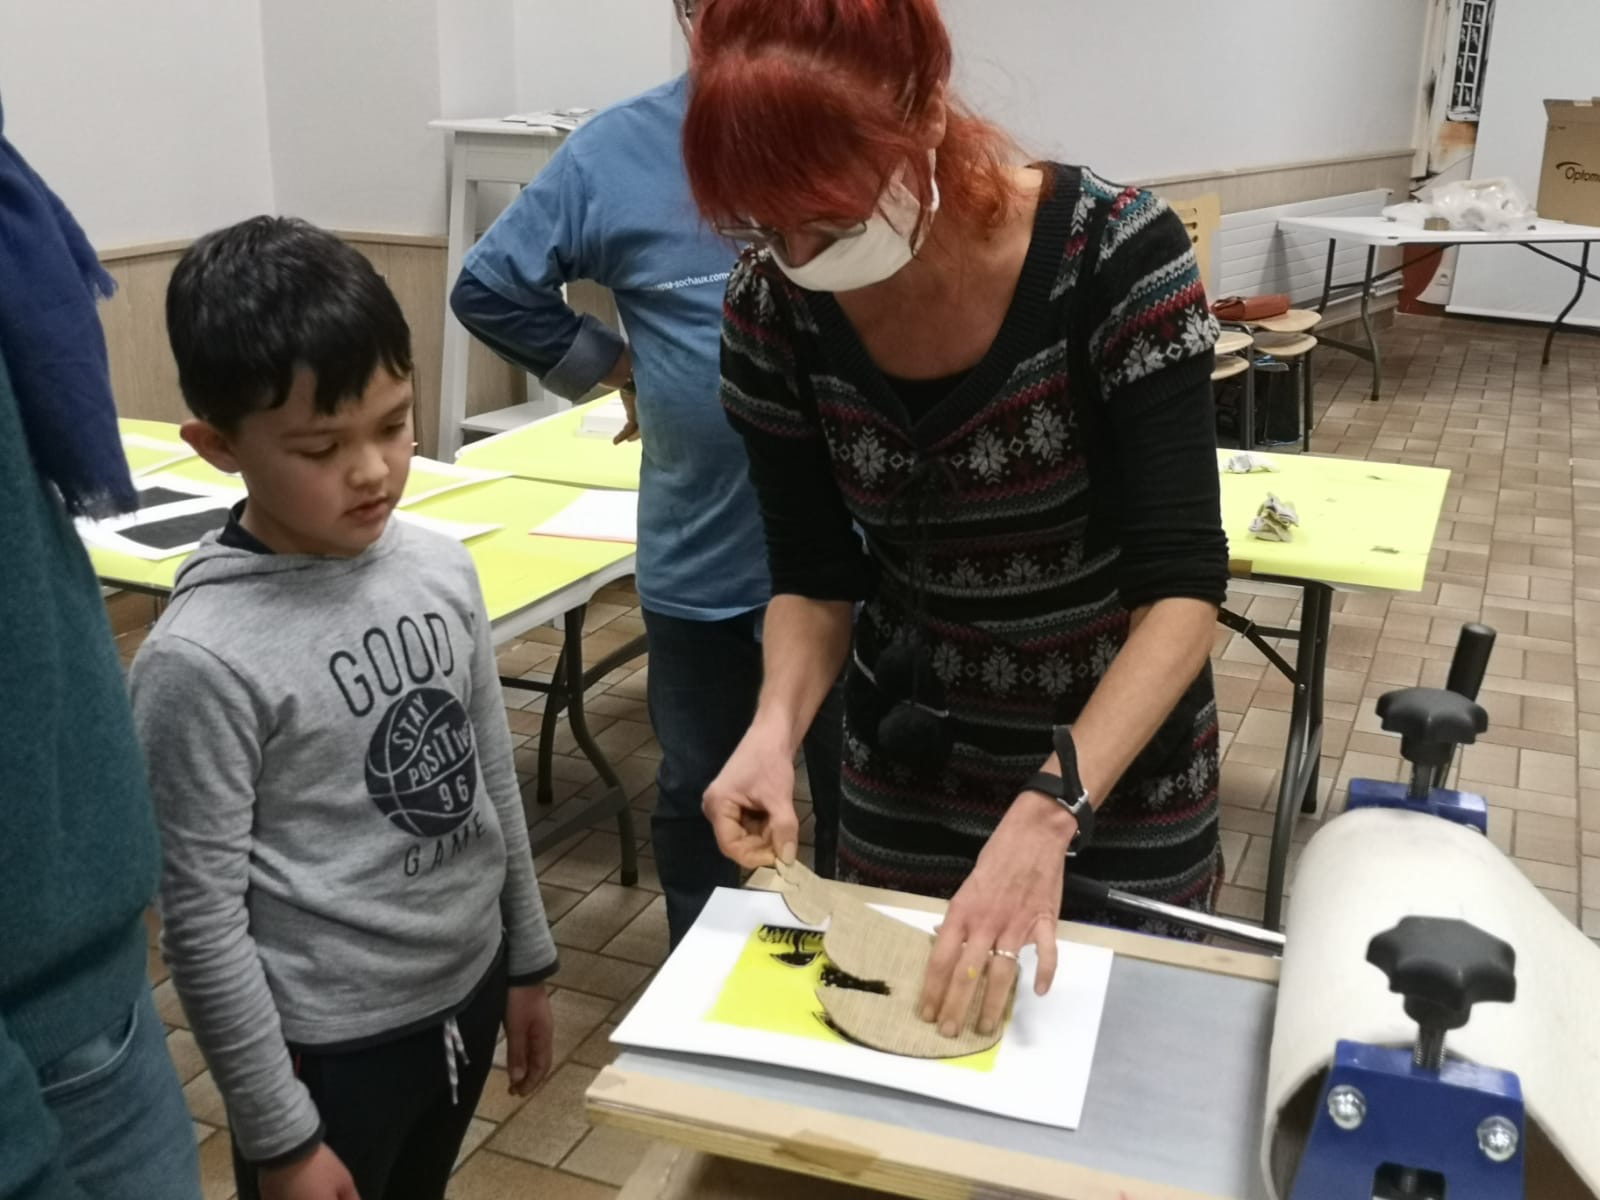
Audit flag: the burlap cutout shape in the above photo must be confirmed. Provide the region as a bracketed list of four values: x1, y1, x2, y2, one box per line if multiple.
[775, 859, 1009, 1059]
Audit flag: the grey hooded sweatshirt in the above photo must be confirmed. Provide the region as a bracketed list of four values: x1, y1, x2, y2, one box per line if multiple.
[130, 517, 556, 1162]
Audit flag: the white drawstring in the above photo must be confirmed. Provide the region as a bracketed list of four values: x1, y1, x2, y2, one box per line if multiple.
[443, 1016, 469, 1106]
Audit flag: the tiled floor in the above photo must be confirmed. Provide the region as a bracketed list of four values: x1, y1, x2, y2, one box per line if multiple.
[125, 314, 1600, 1198]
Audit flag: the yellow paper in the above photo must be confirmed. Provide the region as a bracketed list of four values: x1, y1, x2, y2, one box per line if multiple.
[1218, 451, 1448, 592]
[705, 924, 1000, 1073]
[87, 469, 634, 626]
[123, 442, 193, 476]
[119, 417, 186, 441]
[456, 396, 642, 491]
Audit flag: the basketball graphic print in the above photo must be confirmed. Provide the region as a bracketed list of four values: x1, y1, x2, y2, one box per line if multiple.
[365, 687, 478, 838]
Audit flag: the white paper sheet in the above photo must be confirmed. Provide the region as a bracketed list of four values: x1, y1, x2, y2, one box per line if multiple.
[133, 472, 246, 501]
[612, 888, 1114, 1130]
[393, 509, 500, 543]
[531, 489, 638, 543]
[79, 495, 239, 561]
[577, 398, 630, 439]
[81, 493, 496, 562]
[398, 457, 510, 507]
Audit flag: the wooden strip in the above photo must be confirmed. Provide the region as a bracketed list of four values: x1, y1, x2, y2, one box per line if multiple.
[745, 870, 1280, 986]
[1136, 147, 1414, 190]
[96, 229, 448, 263]
[332, 229, 450, 249]
[1214, 329, 1255, 356]
[1211, 354, 1251, 382]
[98, 238, 193, 263]
[589, 1068, 1229, 1200]
[1252, 332, 1318, 357]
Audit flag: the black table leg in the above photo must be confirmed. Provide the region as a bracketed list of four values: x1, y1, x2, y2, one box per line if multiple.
[1301, 582, 1330, 816]
[1360, 246, 1380, 402]
[502, 609, 645, 887]
[1300, 351, 1313, 455]
[1318, 239, 1337, 315]
[1543, 241, 1591, 368]
[1262, 581, 1332, 931]
[554, 606, 639, 885]
[1241, 358, 1257, 452]
[536, 647, 565, 806]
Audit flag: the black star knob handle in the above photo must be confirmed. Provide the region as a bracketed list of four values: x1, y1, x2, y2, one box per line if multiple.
[1367, 917, 1516, 1069]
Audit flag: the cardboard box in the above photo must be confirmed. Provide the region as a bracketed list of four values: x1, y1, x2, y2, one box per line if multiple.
[1539, 99, 1600, 225]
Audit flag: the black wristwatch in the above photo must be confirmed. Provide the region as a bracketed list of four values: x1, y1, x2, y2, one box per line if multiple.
[1021, 725, 1095, 856]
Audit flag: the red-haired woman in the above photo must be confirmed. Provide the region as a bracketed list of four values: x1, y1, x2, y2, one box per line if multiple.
[689, 0, 1228, 1037]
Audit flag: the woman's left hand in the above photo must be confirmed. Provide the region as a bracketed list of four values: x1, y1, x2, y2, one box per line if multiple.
[919, 792, 1076, 1038]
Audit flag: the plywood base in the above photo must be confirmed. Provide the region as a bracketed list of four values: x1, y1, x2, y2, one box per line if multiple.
[591, 1068, 1223, 1200]
[590, 873, 1278, 1200]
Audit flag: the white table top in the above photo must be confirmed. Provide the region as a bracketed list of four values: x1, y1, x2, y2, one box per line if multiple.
[428, 117, 569, 138]
[1279, 215, 1600, 246]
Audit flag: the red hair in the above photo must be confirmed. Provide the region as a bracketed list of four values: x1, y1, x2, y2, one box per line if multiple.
[683, 0, 1023, 237]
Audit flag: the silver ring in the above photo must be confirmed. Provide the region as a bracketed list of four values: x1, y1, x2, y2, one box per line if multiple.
[990, 948, 1021, 963]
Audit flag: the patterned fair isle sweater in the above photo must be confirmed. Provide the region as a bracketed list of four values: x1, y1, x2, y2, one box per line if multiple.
[720, 164, 1231, 923]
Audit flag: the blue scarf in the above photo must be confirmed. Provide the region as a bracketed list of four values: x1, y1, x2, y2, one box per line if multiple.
[0, 94, 135, 516]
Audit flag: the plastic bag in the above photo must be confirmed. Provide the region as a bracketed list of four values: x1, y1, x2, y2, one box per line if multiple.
[1381, 179, 1537, 233]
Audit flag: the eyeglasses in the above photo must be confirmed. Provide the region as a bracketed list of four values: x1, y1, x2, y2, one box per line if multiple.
[713, 218, 870, 263]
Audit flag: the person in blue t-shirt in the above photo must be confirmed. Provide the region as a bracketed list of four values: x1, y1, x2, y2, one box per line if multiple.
[450, 0, 843, 946]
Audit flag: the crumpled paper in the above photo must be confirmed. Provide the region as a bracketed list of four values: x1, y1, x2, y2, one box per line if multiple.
[1224, 452, 1278, 474]
[1249, 493, 1299, 543]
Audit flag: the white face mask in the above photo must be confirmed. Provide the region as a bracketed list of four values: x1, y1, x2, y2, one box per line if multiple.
[774, 155, 940, 293]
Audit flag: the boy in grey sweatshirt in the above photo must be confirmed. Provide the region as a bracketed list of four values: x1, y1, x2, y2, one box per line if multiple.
[131, 217, 558, 1200]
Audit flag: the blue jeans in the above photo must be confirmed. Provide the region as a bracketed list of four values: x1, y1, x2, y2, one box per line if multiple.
[37, 987, 202, 1200]
[643, 607, 844, 946]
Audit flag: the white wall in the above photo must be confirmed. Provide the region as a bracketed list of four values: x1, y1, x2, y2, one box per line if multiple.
[259, 0, 449, 236]
[512, 0, 680, 113]
[1447, 0, 1600, 329]
[0, 0, 275, 247]
[0, 0, 1430, 248]
[942, 0, 1428, 182]
[439, 0, 519, 118]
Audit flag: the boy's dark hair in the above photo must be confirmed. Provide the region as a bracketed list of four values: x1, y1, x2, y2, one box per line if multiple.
[166, 216, 413, 430]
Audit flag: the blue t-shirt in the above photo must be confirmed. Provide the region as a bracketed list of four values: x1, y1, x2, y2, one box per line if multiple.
[456, 76, 768, 621]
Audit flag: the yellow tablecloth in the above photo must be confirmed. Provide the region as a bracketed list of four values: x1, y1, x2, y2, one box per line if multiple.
[101, 422, 633, 624]
[1218, 451, 1447, 592]
[455, 395, 642, 491]
[107, 425, 1444, 604]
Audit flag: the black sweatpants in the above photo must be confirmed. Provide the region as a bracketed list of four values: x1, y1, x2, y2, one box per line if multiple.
[233, 951, 506, 1200]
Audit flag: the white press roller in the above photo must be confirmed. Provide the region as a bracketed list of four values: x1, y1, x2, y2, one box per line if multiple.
[1066, 624, 1600, 1199]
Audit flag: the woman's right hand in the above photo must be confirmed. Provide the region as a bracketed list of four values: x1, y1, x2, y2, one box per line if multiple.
[259, 1144, 360, 1200]
[703, 721, 799, 868]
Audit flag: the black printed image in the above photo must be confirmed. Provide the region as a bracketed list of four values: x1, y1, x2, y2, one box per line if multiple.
[364, 687, 478, 838]
[758, 925, 891, 990]
[135, 485, 204, 510]
[758, 924, 824, 967]
[120, 507, 231, 549]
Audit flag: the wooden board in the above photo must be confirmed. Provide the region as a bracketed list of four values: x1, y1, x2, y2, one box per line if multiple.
[589, 873, 1279, 1200]
[1215, 329, 1254, 356]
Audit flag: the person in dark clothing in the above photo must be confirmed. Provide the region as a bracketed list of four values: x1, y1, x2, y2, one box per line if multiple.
[685, 0, 1229, 1039]
[0, 93, 202, 1200]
